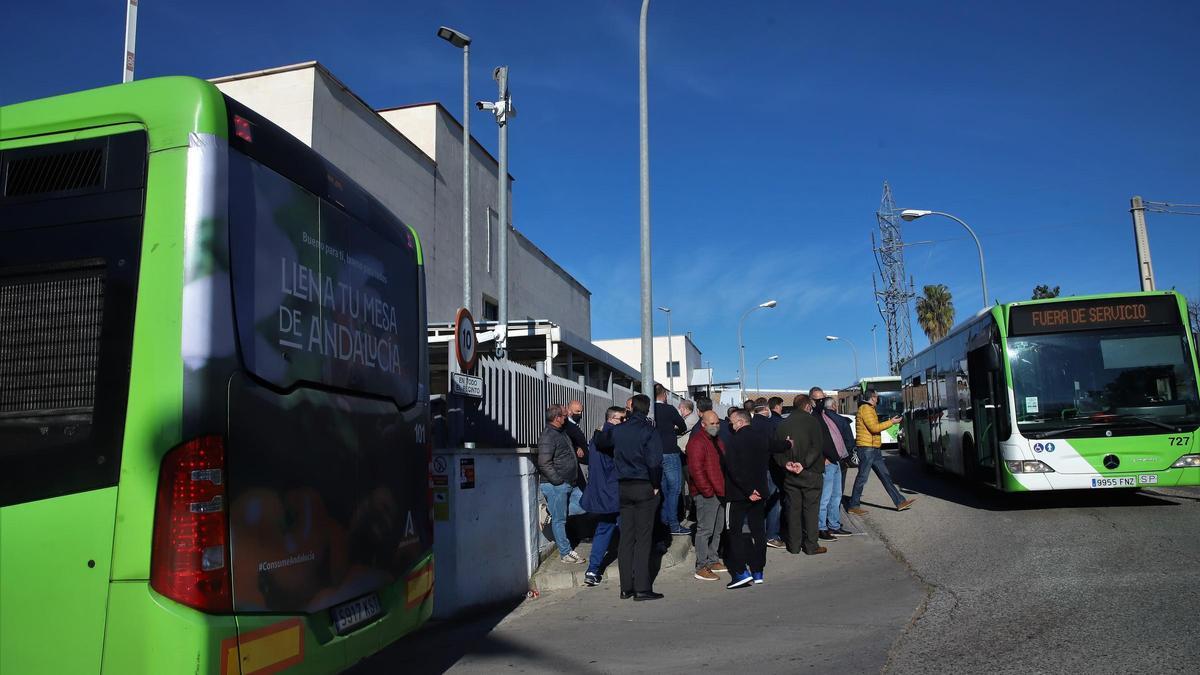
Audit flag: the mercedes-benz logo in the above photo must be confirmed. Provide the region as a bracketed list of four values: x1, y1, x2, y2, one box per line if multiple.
[1103, 454, 1120, 470]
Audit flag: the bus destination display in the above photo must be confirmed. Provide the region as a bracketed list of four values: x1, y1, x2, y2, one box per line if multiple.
[1009, 295, 1179, 335]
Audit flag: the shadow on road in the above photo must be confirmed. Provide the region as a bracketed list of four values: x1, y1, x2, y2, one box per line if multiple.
[877, 451, 1183, 512]
[346, 599, 531, 675]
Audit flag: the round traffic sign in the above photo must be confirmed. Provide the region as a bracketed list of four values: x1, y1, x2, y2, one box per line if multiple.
[454, 307, 478, 372]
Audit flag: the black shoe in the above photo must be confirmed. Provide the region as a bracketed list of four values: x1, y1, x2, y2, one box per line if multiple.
[620, 590, 635, 600]
[584, 571, 601, 587]
[818, 530, 838, 541]
[633, 591, 664, 601]
[833, 528, 859, 536]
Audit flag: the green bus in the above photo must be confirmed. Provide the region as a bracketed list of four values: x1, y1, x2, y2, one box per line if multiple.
[835, 376, 902, 448]
[899, 291, 1200, 491]
[1, 77, 434, 673]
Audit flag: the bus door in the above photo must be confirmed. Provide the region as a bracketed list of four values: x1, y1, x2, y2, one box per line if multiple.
[966, 344, 1003, 485]
[926, 366, 942, 466]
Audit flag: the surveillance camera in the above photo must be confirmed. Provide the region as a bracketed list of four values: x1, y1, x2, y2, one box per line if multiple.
[476, 100, 496, 111]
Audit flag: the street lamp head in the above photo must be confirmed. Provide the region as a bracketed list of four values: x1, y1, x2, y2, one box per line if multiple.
[760, 300, 778, 309]
[768, 355, 780, 361]
[436, 26, 471, 48]
[657, 306, 671, 313]
[900, 209, 932, 222]
[825, 335, 839, 341]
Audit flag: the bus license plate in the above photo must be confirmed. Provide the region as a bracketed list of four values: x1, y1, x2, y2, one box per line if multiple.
[1091, 476, 1136, 488]
[330, 593, 383, 635]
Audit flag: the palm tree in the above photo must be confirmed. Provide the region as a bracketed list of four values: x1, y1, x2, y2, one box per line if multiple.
[917, 284, 955, 342]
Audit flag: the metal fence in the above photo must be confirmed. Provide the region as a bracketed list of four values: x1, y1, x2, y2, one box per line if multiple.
[472, 356, 683, 448]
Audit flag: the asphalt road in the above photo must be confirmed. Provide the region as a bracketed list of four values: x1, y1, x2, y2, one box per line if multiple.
[353, 451, 1200, 674]
[354, 510, 924, 674]
[854, 451, 1200, 674]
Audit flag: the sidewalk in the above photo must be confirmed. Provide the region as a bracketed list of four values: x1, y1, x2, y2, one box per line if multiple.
[530, 530, 694, 592]
[357, 489, 927, 674]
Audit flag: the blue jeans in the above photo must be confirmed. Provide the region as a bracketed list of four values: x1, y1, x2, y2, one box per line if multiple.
[541, 482, 574, 556]
[849, 447, 905, 508]
[818, 462, 842, 530]
[569, 486, 585, 516]
[660, 453, 683, 530]
[764, 470, 782, 540]
[588, 513, 619, 574]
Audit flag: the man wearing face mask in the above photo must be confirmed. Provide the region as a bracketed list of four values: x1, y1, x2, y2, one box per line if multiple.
[563, 400, 588, 515]
[809, 388, 858, 540]
[686, 410, 728, 581]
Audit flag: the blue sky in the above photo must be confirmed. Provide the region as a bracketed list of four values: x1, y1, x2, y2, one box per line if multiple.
[4, 1, 1198, 390]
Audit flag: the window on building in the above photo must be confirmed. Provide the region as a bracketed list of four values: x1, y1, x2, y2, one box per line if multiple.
[666, 361, 681, 377]
[486, 208, 498, 274]
[482, 297, 499, 322]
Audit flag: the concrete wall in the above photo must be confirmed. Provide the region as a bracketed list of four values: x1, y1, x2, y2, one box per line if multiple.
[594, 335, 703, 395]
[214, 63, 592, 337]
[430, 448, 541, 618]
[213, 67, 316, 145]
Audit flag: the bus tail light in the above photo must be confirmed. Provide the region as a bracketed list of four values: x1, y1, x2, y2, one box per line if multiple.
[150, 435, 232, 613]
[1005, 459, 1055, 474]
[1170, 455, 1200, 468]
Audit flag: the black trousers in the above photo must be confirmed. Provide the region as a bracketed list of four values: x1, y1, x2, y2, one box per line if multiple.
[782, 473, 823, 554]
[618, 480, 658, 593]
[724, 499, 766, 575]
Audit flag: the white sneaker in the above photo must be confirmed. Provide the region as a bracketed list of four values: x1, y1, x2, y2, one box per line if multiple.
[561, 551, 585, 564]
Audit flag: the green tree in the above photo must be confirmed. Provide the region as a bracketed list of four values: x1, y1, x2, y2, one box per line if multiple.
[1189, 300, 1199, 337]
[916, 284, 955, 342]
[1032, 284, 1061, 299]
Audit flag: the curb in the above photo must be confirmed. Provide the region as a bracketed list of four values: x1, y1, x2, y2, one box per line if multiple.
[530, 534, 694, 593]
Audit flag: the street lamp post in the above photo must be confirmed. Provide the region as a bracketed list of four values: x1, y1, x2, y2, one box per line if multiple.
[638, 0, 654, 413]
[756, 355, 779, 396]
[436, 26, 472, 313]
[826, 335, 859, 382]
[737, 300, 778, 398]
[900, 209, 990, 307]
[657, 306, 674, 395]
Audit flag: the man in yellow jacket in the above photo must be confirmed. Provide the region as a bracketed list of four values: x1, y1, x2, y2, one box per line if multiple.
[847, 390, 916, 513]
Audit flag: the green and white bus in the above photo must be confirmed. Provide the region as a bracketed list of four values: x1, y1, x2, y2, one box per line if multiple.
[836, 376, 902, 447]
[1, 77, 433, 673]
[899, 291, 1200, 491]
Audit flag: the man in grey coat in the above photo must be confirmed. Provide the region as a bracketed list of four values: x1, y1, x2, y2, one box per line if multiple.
[538, 403, 583, 563]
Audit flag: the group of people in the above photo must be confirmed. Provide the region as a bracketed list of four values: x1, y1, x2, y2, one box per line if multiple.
[535, 384, 915, 600]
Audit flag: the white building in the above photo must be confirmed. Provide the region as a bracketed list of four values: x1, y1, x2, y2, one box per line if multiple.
[211, 62, 591, 338]
[593, 335, 703, 396]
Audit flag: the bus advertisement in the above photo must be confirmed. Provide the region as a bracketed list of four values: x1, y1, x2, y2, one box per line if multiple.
[0, 77, 433, 674]
[899, 292, 1200, 492]
[835, 376, 902, 448]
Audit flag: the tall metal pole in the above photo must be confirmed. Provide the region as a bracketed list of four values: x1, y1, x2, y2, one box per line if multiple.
[495, 66, 510, 356]
[755, 356, 778, 397]
[737, 304, 773, 397]
[122, 0, 138, 83]
[845, 338, 860, 382]
[638, 0, 654, 414]
[1131, 195, 1155, 291]
[934, 212, 989, 307]
[461, 42, 472, 311]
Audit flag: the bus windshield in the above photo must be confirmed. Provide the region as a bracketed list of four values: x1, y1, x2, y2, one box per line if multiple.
[1008, 325, 1200, 431]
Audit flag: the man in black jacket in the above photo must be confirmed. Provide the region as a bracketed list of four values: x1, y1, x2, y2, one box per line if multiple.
[722, 410, 770, 588]
[774, 394, 827, 555]
[653, 384, 689, 536]
[611, 394, 665, 601]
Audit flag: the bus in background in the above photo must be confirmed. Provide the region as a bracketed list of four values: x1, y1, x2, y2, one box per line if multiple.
[835, 376, 903, 448]
[899, 292, 1200, 491]
[0, 77, 433, 674]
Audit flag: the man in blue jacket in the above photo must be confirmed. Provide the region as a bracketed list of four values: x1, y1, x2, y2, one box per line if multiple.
[612, 394, 665, 600]
[581, 406, 626, 587]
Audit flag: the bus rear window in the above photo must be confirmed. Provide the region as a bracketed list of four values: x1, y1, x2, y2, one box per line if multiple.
[228, 150, 419, 408]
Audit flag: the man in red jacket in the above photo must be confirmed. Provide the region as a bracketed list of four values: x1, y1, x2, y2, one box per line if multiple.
[687, 410, 728, 581]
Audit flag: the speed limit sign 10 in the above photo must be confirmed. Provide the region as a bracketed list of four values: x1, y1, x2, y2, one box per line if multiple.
[454, 307, 478, 371]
